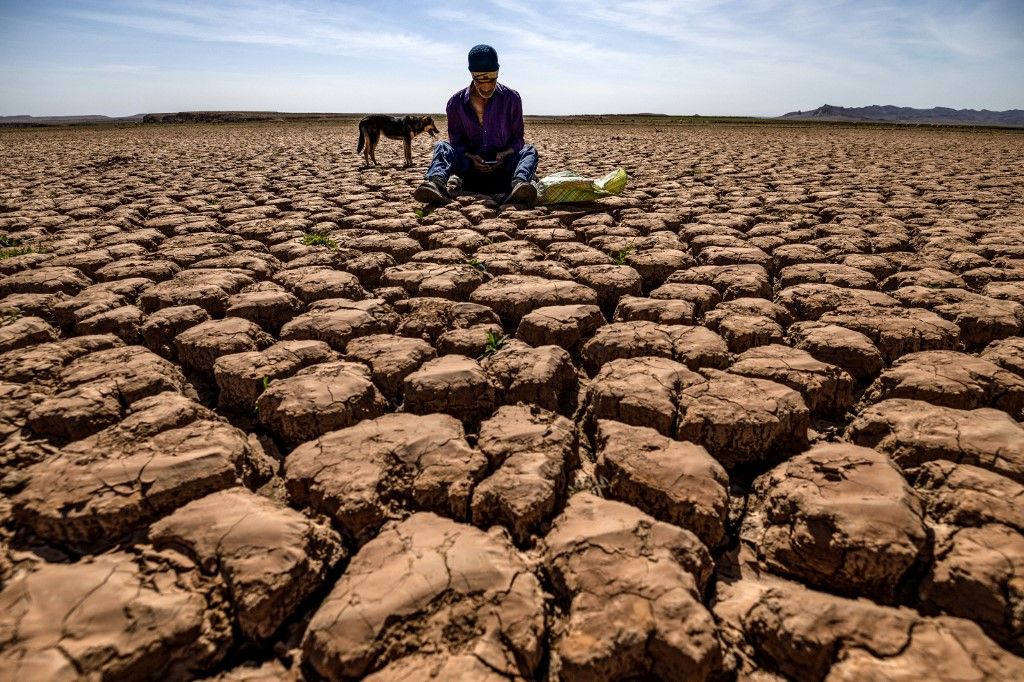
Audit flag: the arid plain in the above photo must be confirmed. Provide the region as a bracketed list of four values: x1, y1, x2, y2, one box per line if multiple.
[2, 119, 1024, 680]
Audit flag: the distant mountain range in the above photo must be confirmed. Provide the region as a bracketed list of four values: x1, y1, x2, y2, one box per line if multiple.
[3, 106, 1023, 128]
[0, 114, 145, 127]
[780, 104, 1024, 127]
[0, 112, 362, 127]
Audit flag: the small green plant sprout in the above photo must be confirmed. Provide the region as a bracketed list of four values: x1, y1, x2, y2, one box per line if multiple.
[609, 242, 635, 265]
[254, 376, 273, 415]
[478, 331, 509, 359]
[0, 235, 24, 247]
[464, 256, 487, 272]
[0, 307, 23, 325]
[0, 245, 34, 259]
[301, 232, 338, 249]
[688, 163, 703, 178]
[413, 207, 425, 219]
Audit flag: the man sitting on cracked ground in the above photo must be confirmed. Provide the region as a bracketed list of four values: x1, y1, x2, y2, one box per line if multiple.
[414, 44, 539, 206]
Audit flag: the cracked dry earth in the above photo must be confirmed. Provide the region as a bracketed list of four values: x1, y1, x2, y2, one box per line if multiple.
[1, 120, 1024, 681]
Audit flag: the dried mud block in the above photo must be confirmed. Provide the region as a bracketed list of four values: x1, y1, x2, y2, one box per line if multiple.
[13, 419, 252, 549]
[788, 321, 884, 382]
[548, 242, 610, 268]
[677, 369, 810, 470]
[985, 281, 1024, 305]
[892, 286, 1024, 348]
[982, 337, 1024, 380]
[150, 487, 344, 640]
[97, 258, 182, 284]
[345, 251, 396, 289]
[595, 420, 729, 548]
[775, 283, 898, 321]
[570, 264, 643, 314]
[626, 248, 694, 289]
[581, 321, 730, 374]
[174, 317, 274, 374]
[848, 399, 1024, 484]
[703, 296, 793, 326]
[543, 493, 720, 681]
[0, 333, 123, 385]
[699, 245, 772, 271]
[714, 578, 1024, 681]
[863, 350, 1024, 418]
[436, 323, 502, 357]
[773, 243, 828, 268]
[0, 316, 58, 354]
[818, 305, 960, 363]
[469, 274, 599, 327]
[345, 333, 436, 403]
[58, 392, 217, 457]
[74, 303, 144, 343]
[914, 460, 1024, 532]
[381, 262, 485, 300]
[140, 304, 209, 360]
[214, 339, 335, 411]
[614, 294, 696, 325]
[919, 523, 1024, 652]
[471, 404, 578, 544]
[274, 266, 367, 304]
[666, 264, 771, 300]
[256, 360, 386, 448]
[481, 340, 577, 413]
[27, 345, 195, 441]
[138, 269, 254, 313]
[728, 344, 855, 417]
[516, 304, 605, 352]
[209, 660, 297, 681]
[427, 227, 488, 251]
[280, 298, 398, 351]
[778, 263, 878, 290]
[285, 414, 486, 543]
[586, 357, 702, 437]
[0, 292, 69, 320]
[0, 550, 232, 680]
[704, 312, 784, 353]
[394, 297, 500, 342]
[302, 513, 544, 680]
[742, 443, 928, 602]
[649, 282, 722, 317]
[881, 267, 967, 291]
[225, 287, 303, 334]
[0, 266, 92, 296]
[403, 354, 497, 424]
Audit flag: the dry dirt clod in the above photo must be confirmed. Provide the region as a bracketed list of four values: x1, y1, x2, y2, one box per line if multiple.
[543, 493, 721, 681]
[302, 512, 545, 680]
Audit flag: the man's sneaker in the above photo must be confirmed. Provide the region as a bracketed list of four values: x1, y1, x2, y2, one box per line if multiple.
[413, 177, 450, 204]
[506, 179, 538, 206]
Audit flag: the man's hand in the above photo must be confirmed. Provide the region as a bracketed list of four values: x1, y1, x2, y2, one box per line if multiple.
[467, 154, 495, 173]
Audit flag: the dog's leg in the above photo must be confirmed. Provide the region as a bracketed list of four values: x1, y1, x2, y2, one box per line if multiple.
[404, 136, 412, 167]
[370, 131, 380, 165]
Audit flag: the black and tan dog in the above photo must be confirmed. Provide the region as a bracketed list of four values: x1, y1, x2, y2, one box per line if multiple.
[357, 115, 439, 167]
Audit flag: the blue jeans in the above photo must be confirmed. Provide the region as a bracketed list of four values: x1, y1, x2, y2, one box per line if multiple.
[425, 141, 538, 193]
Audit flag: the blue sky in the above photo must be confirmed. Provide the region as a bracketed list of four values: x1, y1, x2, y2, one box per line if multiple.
[1, 0, 1021, 116]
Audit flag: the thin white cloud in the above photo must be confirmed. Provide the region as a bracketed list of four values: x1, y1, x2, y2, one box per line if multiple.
[67, 0, 462, 62]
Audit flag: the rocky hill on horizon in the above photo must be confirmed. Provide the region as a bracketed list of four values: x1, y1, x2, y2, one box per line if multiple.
[781, 104, 1024, 126]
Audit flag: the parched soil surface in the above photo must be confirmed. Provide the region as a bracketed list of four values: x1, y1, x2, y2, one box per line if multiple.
[2, 120, 1024, 680]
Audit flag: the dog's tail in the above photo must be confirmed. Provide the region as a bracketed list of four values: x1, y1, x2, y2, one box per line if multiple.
[357, 123, 365, 152]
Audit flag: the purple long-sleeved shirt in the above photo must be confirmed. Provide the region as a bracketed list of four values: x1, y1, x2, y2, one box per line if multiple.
[445, 82, 524, 159]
